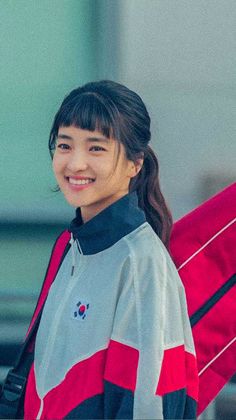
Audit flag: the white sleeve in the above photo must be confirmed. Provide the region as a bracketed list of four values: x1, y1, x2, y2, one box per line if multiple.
[106, 239, 198, 419]
[131, 243, 198, 419]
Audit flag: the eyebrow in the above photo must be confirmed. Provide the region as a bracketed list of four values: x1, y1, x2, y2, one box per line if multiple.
[57, 134, 110, 144]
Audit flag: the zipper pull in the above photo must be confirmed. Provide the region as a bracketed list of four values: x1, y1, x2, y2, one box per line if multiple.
[69, 234, 76, 277]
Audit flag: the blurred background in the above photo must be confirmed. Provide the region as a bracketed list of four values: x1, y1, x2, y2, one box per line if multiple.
[0, 0, 235, 418]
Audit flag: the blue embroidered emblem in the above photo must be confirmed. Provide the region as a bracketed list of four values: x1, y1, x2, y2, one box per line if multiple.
[73, 301, 89, 320]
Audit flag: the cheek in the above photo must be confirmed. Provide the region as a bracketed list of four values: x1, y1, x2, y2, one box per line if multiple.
[52, 152, 65, 169]
[91, 158, 115, 178]
[52, 156, 64, 180]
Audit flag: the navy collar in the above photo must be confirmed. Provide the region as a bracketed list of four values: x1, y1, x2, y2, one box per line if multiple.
[69, 192, 146, 255]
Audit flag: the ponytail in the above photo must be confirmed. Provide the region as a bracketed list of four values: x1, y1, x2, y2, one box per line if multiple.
[130, 146, 173, 248]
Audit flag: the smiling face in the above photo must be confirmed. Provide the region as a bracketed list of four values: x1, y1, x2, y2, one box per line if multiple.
[53, 126, 142, 222]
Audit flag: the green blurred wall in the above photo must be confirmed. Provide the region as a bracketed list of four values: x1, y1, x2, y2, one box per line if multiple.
[0, 0, 98, 209]
[0, 0, 99, 320]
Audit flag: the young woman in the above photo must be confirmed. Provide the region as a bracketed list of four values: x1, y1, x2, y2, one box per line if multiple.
[0, 80, 198, 419]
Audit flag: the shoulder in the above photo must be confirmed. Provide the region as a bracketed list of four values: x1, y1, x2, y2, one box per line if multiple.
[124, 222, 184, 290]
[124, 222, 168, 265]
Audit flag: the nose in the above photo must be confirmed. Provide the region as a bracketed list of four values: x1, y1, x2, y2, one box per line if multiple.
[66, 150, 88, 172]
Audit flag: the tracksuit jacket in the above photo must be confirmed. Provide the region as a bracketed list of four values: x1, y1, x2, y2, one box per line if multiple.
[19, 192, 198, 418]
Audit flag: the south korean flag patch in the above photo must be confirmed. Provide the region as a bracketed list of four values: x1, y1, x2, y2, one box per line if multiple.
[73, 300, 90, 320]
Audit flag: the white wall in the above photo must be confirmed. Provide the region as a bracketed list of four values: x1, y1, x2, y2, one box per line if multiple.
[100, 0, 236, 219]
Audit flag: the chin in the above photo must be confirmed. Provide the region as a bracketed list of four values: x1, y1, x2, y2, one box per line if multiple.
[62, 194, 80, 208]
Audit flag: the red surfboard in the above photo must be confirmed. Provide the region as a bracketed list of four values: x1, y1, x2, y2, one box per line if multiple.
[170, 182, 236, 415]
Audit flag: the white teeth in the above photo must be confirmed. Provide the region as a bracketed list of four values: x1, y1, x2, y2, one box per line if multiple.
[69, 178, 93, 185]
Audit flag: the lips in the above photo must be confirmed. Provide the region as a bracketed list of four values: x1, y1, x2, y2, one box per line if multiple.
[65, 176, 95, 189]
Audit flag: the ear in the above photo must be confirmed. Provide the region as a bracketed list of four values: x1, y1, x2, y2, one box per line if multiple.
[129, 157, 144, 178]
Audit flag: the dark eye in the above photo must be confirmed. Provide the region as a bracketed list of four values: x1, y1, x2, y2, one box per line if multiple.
[90, 145, 106, 152]
[57, 143, 70, 150]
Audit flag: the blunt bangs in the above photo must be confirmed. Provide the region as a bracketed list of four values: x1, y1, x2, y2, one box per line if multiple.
[49, 93, 121, 156]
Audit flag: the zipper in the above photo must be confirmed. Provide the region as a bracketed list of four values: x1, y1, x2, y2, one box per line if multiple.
[36, 398, 44, 419]
[190, 273, 236, 327]
[38, 238, 83, 401]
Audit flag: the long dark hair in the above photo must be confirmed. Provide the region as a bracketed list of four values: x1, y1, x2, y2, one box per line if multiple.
[49, 80, 173, 247]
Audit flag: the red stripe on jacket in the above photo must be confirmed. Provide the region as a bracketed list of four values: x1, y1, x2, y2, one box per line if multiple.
[24, 340, 139, 419]
[104, 339, 139, 391]
[156, 345, 199, 402]
[24, 348, 106, 419]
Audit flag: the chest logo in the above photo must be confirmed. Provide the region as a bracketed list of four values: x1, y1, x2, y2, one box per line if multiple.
[73, 301, 90, 320]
